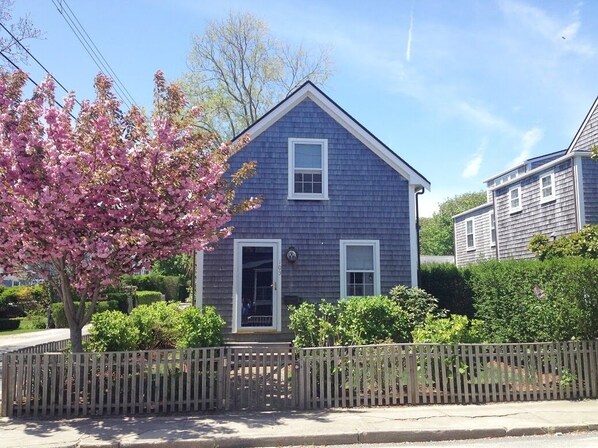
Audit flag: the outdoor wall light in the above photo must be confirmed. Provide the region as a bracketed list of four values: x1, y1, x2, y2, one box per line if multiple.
[286, 246, 298, 263]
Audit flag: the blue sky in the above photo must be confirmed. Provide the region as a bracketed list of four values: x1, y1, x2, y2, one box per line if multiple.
[11, 0, 598, 216]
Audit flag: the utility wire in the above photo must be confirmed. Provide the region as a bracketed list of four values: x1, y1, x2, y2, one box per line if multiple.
[51, 0, 137, 109]
[0, 21, 82, 108]
[0, 49, 77, 120]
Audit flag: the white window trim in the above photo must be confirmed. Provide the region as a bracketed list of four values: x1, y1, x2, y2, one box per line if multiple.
[490, 212, 496, 248]
[465, 218, 476, 251]
[232, 239, 282, 334]
[539, 171, 556, 204]
[509, 185, 522, 214]
[288, 138, 329, 200]
[339, 240, 380, 298]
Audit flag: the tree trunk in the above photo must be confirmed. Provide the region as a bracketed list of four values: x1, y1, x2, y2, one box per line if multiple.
[70, 324, 84, 353]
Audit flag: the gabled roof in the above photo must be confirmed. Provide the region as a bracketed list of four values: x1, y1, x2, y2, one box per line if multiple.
[232, 81, 430, 190]
[567, 96, 598, 154]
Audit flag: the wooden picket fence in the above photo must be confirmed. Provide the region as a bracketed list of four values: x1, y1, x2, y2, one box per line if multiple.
[2, 341, 597, 418]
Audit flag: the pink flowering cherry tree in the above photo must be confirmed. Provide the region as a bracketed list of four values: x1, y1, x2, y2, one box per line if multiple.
[0, 70, 259, 352]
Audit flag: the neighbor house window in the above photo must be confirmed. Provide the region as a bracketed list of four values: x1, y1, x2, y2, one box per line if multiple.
[465, 219, 475, 251]
[490, 211, 496, 247]
[539, 171, 555, 203]
[509, 185, 522, 213]
[288, 138, 328, 200]
[340, 240, 380, 297]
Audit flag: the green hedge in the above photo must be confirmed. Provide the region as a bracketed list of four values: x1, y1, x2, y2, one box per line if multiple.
[420, 263, 474, 317]
[51, 300, 119, 328]
[136, 290, 163, 306]
[470, 258, 598, 342]
[0, 285, 49, 318]
[122, 274, 181, 301]
[0, 318, 21, 331]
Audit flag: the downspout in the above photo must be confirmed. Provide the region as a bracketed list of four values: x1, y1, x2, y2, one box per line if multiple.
[415, 187, 425, 287]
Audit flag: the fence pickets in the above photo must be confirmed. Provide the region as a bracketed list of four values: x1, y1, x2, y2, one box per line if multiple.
[2, 341, 597, 418]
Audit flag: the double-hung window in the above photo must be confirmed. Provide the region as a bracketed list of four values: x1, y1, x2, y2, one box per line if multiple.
[465, 219, 475, 251]
[340, 240, 380, 297]
[509, 185, 522, 213]
[539, 171, 555, 203]
[288, 138, 328, 200]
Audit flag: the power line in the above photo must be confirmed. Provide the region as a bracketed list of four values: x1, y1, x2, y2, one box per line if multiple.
[0, 21, 82, 108]
[50, 0, 137, 109]
[0, 49, 76, 120]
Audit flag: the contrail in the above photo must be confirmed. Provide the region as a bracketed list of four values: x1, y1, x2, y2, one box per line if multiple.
[406, 6, 414, 62]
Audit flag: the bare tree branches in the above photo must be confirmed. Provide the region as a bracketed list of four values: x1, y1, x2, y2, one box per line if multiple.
[0, 0, 42, 65]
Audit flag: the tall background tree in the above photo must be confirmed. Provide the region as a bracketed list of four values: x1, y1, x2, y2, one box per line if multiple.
[181, 11, 332, 142]
[0, 0, 42, 65]
[420, 191, 487, 256]
[0, 70, 259, 351]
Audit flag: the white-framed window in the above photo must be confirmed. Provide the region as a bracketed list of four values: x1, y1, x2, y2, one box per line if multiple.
[288, 138, 328, 200]
[509, 185, 522, 213]
[465, 219, 475, 251]
[340, 240, 380, 298]
[539, 171, 555, 204]
[490, 211, 496, 247]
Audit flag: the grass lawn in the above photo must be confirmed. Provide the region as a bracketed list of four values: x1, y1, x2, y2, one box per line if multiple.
[0, 316, 48, 336]
[0, 326, 46, 336]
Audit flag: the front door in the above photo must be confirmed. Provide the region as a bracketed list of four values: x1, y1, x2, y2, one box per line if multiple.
[233, 240, 281, 332]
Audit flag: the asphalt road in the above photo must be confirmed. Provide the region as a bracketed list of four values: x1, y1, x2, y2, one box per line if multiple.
[278, 431, 598, 447]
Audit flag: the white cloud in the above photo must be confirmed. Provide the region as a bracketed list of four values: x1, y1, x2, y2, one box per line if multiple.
[462, 141, 486, 179]
[510, 127, 544, 166]
[498, 0, 595, 57]
[406, 9, 414, 62]
[453, 101, 518, 136]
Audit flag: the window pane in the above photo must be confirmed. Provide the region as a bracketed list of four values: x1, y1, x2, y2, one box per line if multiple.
[466, 221, 473, 233]
[295, 143, 322, 169]
[467, 234, 474, 247]
[313, 181, 322, 193]
[347, 245, 374, 270]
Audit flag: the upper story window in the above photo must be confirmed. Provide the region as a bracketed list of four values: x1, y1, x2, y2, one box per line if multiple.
[509, 185, 522, 213]
[340, 240, 380, 297]
[288, 138, 328, 200]
[465, 219, 475, 251]
[490, 211, 496, 247]
[539, 171, 555, 204]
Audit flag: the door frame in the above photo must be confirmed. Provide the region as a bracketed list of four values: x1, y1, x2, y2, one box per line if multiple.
[232, 239, 282, 333]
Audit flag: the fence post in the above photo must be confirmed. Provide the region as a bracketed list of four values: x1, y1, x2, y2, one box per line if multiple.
[407, 346, 418, 404]
[1, 354, 10, 417]
[297, 349, 305, 410]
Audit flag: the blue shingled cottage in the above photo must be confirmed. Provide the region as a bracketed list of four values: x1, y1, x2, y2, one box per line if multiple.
[194, 81, 430, 342]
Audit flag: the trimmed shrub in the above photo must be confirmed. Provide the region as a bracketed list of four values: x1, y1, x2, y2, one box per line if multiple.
[51, 300, 119, 328]
[105, 292, 130, 314]
[177, 306, 225, 348]
[135, 290, 163, 306]
[122, 274, 181, 301]
[289, 301, 339, 348]
[337, 296, 410, 345]
[420, 263, 474, 317]
[388, 285, 446, 332]
[470, 258, 598, 342]
[412, 314, 484, 344]
[129, 302, 181, 349]
[0, 318, 21, 331]
[87, 311, 139, 352]
[0, 284, 50, 317]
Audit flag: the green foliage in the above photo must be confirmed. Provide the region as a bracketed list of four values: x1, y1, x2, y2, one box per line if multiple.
[105, 292, 130, 314]
[529, 225, 598, 260]
[0, 318, 21, 331]
[337, 296, 410, 345]
[0, 284, 50, 317]
[289, 296, 410, 347]
[87, 311, 139, 352]
[177, 306, 225, 348]
[412, 314, 484, 344]
[420, 263, 474, 317]
[420, 191, 487, 256]
[122, 274, 181, 301]
[591, 145, 598, 161]
[470, 258, 598, 342]
[51, 300, 119, 328]
[388, 285, 446, 332]
[135, 290, 163, 306]
[152, 254, 192, 301]
[129, 302, 181, 350]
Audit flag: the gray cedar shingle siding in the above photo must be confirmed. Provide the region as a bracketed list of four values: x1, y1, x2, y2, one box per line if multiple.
[202, 98, 413, 340]
[454, 204, 496, 266]
[495, 160, 577, 259]
[582, 156, 598, 224]
[570, 100, 598, 153]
